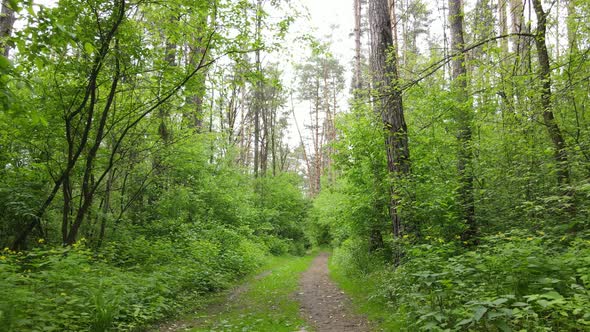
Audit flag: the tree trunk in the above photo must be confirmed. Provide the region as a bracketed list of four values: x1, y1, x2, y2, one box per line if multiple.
[253, 0, 263, 177]
[449, 0, 476, 242]
[61, 174, 72, 244]
[387, 0, 399, 66]
[511, 0, 531, 71]
[270, 102, 277, 176]
[0, 0, 16, 57]
[368, 0, 410, 239]
[567, 0, 578, 52]
[66, 42, 122, 245]
[510, 0, 523, 50]
[97, 167, 115, 248]
[313, 78, 321, 195]
[353, 0, 363, 91]
[187, 41, 208, 132]
[532, 0, 571, 189]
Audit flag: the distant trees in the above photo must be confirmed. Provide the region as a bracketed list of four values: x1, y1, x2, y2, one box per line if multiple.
[295, 52, 344, 196]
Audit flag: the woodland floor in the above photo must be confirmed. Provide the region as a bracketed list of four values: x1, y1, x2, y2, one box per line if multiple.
[153, 252, 370, 332]
[296, 252, 371, 332]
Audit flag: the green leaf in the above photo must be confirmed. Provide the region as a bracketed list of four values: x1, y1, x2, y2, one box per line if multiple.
[474, 306, 487, 321]
[496, 321, 511, 332]
[27, 4, 35, 17]
[8, 0, 19, 10]
[541, 291, 563, 300]
[84, 42, 95, 55]
[492, 298, 509, 306]
[0, 55, 11, 71]
[456, 318, 472, 326]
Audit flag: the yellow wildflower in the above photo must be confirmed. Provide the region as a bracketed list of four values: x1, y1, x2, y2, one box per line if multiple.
[527, 237, 534, 241]
[0, 255, 6, 261]
[38, 238, 45, 244]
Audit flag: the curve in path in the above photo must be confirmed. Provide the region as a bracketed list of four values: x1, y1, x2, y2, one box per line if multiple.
[297, 252, 370, 332]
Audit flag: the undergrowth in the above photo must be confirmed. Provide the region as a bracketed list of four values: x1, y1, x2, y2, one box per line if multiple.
[0, 230, 272, 332]
[331, 230, 590, 331]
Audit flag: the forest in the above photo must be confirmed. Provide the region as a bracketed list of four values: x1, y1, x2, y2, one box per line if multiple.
[0, 0, 589, 331]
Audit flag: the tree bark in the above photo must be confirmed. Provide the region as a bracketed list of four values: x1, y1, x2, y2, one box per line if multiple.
[97, 167, 115, 248]
[369, 0, 410, 239]
[65, 38, 122, 245]
[187, 36, 209, 132]
[253, 0, 263, 177]
[353, 0, 363, 91]
[566, 0, 578, 52]
[449, 0, 476, 241]
[532, 0, 571, 188]
[0, 0, 16, 57]
[498, 0, 508, 54]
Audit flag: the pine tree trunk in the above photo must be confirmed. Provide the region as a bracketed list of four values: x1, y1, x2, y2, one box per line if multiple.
[368, 0, 410, 239]
[449, 0, 476, 242]
[353, 0, 363, 91]
[253, 0, 262, 177]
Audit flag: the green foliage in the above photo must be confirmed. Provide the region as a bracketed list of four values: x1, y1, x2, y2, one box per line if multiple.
[0, 229, 269, 331]
[331, 231, 590, 331]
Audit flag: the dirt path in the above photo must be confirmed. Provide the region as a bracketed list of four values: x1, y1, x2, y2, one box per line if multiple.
[297, 252, 370, 332]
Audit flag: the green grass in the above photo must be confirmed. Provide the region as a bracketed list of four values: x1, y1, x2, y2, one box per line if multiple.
[189, 254, 315, 332]
[328, 256, 401, 331]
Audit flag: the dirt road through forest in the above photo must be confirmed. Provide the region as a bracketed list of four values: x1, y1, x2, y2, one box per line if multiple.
[155, 253, 370, 331]
[297, 252, 370, 332]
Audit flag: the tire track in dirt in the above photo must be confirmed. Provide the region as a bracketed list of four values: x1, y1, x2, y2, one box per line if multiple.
[297, 252, 370, 332]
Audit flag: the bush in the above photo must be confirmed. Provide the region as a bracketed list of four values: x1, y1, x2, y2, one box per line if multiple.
[0, 229, 270, 331]
[332, 230, 590, 331]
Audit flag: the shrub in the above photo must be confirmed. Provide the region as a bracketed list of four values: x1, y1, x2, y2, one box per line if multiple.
[332, 230, 590, 331]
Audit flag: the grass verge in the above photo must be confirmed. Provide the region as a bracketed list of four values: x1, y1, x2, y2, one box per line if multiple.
[188, 254, 315, 332]
[328, 256, 401, 331]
